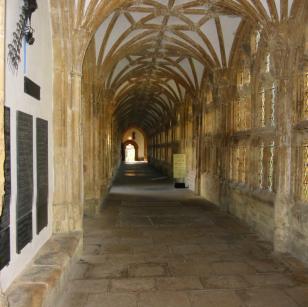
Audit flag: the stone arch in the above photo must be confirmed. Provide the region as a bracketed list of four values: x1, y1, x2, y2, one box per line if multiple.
[122, 126, 148, 161]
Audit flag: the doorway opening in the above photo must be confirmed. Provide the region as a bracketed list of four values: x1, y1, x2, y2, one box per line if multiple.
[122, 127, 147, 161]
[125, 144, 136, 163]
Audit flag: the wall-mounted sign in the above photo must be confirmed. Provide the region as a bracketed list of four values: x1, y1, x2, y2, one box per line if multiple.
[173, 154, 186, 179]
[17, 111, 33, 253]
[24, 76, 40, 100]
[0, 107, 11, 269]
[36, 118, 48, 234]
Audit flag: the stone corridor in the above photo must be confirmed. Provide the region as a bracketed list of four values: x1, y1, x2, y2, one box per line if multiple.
[58, 163, 308, 307]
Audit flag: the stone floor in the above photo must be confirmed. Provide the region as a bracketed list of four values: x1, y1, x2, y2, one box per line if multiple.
[58, 162, 308, 307]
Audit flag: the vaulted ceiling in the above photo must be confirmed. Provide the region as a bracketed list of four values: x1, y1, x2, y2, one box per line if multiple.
[77, 0, 296, 133]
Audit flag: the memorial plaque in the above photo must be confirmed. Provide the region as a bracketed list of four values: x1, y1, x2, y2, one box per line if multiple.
[173, 154, 186, 179]
[36, 118, 48, 233]
[0, 107, 11, 269]
[17, 111, 33, 253]
[24, 76, 40, 100]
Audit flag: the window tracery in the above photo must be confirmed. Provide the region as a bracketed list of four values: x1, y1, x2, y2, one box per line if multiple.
[256, 84, 276, 128]
[251, 29, 261, 55]
[230, 144, 247, 184]
[301, 72, 308, 120]
[257, 141, 275, 191]
[299, 144, 308, 202]
[233, 97, 251, 132]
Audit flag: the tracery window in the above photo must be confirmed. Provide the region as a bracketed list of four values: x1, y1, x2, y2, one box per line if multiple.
[257, 88, 266, 127]
[301, 72, 308, 120]
[237, 67, 251, 89]
[204, 109, 218, 135]
[161, 147, 165, 160]
[167, 147, 172, 163]
[257, 141, 276, 191]
[299, 144, 308, 202]
[168, 127, 172, 141]
[233, 97, 251, 132]
[251, 29, 261, 55]
[187, 121, 193, 138]
[304, 72, 308, 119]
[265, 53, 271, 73]
[256, 84, 276, 128]
[161, 131, 165, 144]
[176, 125, 180, 140]
[230, 144, 247, 184]
[234, 55, 251, 132]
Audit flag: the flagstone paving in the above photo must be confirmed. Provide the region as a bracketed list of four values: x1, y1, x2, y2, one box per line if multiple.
[58, 163, 308, 307]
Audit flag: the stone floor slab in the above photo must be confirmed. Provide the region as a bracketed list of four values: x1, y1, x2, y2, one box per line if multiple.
[110, 278, 155, 292]
[243, 273, 296, 287]
[201, 275, 249, 289]
[128, 263, 169, 277]
[86, 263, 128, 279]
[138, 291, 191, 307]
[285, 287, 308, 307]
[237, 288, 298, 307]
[86, 293, 137, 307]
[155, 276, 203, 290]
[189, 290, 244, 307]
[68, 280, 109, 293]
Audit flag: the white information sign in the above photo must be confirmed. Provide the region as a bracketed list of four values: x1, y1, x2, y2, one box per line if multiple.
[173, 154, 186, 179]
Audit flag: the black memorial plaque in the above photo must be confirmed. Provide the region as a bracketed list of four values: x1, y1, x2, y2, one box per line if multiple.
[36, 118, 48, 233]
[17, 111, 33, 253]
[24, 77, 40, 100]
[0, 107, 11, 269]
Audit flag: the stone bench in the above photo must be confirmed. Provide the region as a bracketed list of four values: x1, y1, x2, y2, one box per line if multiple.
[3, 232, 82, 307]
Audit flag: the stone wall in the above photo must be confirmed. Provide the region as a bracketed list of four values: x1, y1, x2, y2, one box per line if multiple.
[82, 38, 121, 216]
[49, 0, 125, 233]
[148, 5, 308, 264]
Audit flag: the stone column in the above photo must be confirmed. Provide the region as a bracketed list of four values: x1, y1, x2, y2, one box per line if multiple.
[218, 68, 234, 211]
[67, 70, 84, 231]
[272, 28, 294, 253]
[194, 102, 203, 195]
[274, 78, 292, 253]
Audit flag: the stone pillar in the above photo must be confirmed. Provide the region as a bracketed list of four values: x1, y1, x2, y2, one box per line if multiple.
[273, 31, 293, 253]
[194, 102, 203, 195]
[217, 68, 234, 211]
[67, 70, 84, 231]
[274, 78, 292, 253]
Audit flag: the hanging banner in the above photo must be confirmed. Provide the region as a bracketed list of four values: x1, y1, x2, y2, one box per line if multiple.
[173, 154, 186, 179]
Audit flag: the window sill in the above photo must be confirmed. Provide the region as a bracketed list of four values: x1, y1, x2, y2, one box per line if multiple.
[294, 120, 308, 130]
[228, 182, 275, 205]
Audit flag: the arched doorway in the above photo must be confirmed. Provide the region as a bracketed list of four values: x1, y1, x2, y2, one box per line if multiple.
[123, 140, 139, 162]
[125, 144, 136, 163]
[122, 127, 147, 161]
